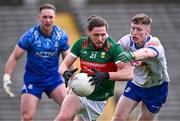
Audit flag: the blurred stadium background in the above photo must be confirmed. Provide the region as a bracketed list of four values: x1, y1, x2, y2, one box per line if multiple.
[0, 0, 180, 120]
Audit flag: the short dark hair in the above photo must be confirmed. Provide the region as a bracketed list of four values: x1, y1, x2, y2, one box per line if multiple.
[87, 15, 109, 31]
[131, 13, 152, 25]
[39, 3, 56, 13]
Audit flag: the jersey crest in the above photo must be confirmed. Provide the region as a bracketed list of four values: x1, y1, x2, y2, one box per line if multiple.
[146, 41, 159, 47]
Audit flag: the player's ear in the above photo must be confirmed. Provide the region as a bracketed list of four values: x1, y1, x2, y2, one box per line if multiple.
[87, 30, 91, 36]
[146, 25, 151, 34]
[147, 27, 151, 34]
[38, 14, 41, 20]
[149, 28, 151, 33]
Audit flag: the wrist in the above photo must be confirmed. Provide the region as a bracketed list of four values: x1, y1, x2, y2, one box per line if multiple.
[63, 70, 67, 74]
[106, 72, 110, 79]
[3, 74, 11, 81]
[130, 52, 135, 60]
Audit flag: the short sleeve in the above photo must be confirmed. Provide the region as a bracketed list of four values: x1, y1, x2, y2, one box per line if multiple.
[17, 30, 33, 50]
[145, 37, 163, 57]
[59, 30, 70, 51]
[71, 38, 82, 57]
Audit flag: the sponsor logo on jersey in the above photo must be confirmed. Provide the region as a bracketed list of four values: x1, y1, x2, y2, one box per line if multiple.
[82, 51, 87, 54]
[80, 60, 117, 74]
[35, 51, 58, 58]
[147, 42, 159, 47]
[101, 52, 105, 58]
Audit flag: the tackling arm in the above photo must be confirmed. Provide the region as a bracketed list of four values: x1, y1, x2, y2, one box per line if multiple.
[133, 48, 157, 61]
[109, 62, 133, 81]
[119, 48, 157, 63]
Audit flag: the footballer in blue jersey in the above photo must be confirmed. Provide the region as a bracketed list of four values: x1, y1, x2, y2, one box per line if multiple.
[19, 24, 69, 97]
[19, 25, 69, 85]
[3, 4, 71, 121]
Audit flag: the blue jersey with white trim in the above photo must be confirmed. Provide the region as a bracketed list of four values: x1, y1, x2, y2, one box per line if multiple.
[119, 34, 170, 87]
[18, 25, 69, 83]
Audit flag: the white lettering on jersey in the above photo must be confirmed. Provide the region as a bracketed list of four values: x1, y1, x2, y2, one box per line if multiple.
[35, 51, 58, 58]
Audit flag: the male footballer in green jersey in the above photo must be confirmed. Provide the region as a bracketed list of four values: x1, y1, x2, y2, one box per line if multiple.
[54, 15, 133, 121]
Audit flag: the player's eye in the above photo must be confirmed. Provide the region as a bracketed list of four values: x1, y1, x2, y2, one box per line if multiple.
[42, 16, 53, 19]
[49, 16, 53, 19]
[93, 33, 106, 37]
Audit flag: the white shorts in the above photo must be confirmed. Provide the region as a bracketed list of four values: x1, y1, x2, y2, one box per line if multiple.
[77, 97, 107, 121]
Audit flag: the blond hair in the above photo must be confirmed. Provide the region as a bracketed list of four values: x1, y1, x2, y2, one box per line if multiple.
[39, 3, 56, 13]
[131, 13, 152, 25]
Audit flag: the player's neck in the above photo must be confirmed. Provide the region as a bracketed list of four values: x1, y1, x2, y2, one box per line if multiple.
[91, 41, 107, 50]
[135, 42, 145, 48]
[40, 26, 53, 36]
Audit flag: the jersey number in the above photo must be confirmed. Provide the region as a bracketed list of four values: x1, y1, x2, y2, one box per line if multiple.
[90, 52, 97, 59]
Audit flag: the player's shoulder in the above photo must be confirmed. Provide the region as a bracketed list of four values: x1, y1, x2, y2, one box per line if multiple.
[53, 25, 69, 40]
[21, 25, 39, 38]
[25, 25, 36, 33]
[106, 35, 120, 45]
[118, 34, 131, 44]
[71, 36, 88, 54]
[149, 35, 160, 42]
[106, 36, 123, 51]
[145, 35, 162, 47]
[54, 25, 64, 32]
[121, 34, 131, 41]
[122, 34, 131, 39]
[147, 35, 161, 44]
[53, 25, 67, 35]
[76, 36, 88, 44]
[71, 36, 88, 49]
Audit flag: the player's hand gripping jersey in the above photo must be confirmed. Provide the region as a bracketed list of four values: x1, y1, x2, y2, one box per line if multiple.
[71, 36, 124, 101]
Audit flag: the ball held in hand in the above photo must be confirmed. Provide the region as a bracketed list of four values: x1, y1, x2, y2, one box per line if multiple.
[70, 73, 95, 97]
